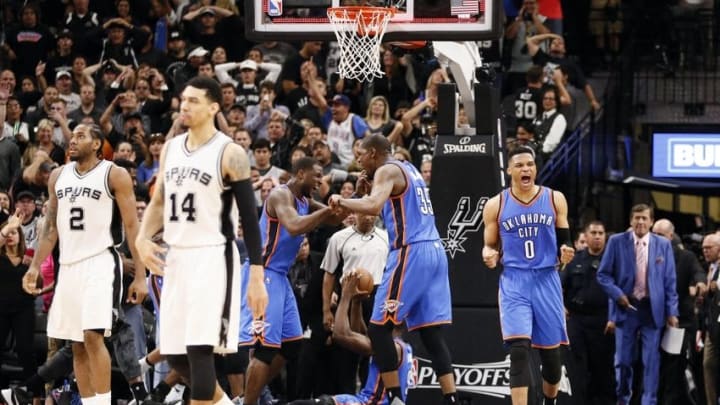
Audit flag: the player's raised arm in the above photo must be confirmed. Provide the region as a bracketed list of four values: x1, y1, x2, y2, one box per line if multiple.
[482, 194, 501, 269]
[332, 272, 373, 356]
[23, 168, 62, 294]
[222, 142, 267, 318]
[110, 165, 148, 304]
[136, 142, 169, 275]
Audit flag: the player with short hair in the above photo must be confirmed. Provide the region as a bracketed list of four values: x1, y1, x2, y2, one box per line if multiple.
[23, 123, 148, 405]
[135, 76, 266, 405]
[482, 145, 574, 405]
[240, 156, 342, 405]
[329, 134, 458, 405]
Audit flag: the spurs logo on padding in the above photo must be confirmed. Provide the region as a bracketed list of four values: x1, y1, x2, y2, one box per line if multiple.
[441, 196, 487, 259]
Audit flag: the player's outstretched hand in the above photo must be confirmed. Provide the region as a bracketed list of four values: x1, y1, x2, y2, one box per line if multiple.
[559, 244, 574, 265]
[247, 264, 269, 319]
[328, 194, 342, 212]
[136, 237, 167, 276]
[341, 270, 361, 298]
[482, 246, 499, 269]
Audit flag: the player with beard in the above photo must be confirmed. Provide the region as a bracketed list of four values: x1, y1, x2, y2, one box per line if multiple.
[328, 134, 458, 405]
[23, 124, 148, 405]
[136, 76, 265, 405]
[482, 145, 574, 405]
[240, 156, 344, 405]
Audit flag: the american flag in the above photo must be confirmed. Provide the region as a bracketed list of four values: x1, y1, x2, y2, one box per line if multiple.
[450, 0, 479, 15]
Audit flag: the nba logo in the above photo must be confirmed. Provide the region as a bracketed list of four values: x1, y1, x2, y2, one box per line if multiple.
[268, 0, 283, 17]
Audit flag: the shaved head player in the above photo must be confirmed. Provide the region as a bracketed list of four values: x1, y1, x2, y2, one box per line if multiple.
[136, 77, 266, 405]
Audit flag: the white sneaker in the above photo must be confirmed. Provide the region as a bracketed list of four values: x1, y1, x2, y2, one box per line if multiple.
[231, 397, 243, 405]
[163, 385, 184, 404]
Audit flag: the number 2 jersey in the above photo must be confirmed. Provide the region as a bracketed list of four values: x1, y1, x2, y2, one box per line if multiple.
[55, 160, 121, 265]
[163, 132, 237, 247]
[382, 160, 440, 250]
[498, 186, 558, 269]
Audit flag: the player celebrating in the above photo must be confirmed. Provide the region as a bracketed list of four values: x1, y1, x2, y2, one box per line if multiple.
[482, 145, 574, 405]
[329, 134, 458, 405]
[22, 124, 148, 405]
[136, 77, 266, 405]
[240, 156, 341, 405]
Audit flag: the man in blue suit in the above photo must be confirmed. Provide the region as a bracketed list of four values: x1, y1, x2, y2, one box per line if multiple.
[597, 204, 679, 405]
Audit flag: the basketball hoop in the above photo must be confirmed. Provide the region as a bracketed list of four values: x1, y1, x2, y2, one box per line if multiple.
[327, 6, 395, 82]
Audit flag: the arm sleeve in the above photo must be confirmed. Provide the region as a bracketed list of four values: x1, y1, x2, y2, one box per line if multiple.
[230, 179, 263, 265]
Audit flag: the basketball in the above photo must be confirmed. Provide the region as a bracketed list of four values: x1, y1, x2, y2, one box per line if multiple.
[355, 268, 374, 294]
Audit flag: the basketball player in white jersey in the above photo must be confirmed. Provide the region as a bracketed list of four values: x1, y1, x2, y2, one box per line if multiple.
[136, 76, 266, 405]
[22, 124, 148, 405]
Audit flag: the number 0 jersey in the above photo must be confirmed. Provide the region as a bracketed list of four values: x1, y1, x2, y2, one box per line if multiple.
[498, 186, 558, 269]
[163, 132, 237, 247]
[382, 160, 440, 250]
[55, 160, 121, 265]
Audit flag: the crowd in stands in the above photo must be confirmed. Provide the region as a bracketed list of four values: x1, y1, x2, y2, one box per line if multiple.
[4, 0, 714, 405]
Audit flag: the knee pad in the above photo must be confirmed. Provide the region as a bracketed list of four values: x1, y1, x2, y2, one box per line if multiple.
[280, 339, 302, 361]
[509, 339, 531, 388]
[367, 322, 398, 373]
[418, 326, 453, 376]
[253, 346, 280, 366]
[539, 347, 562, 385]
[186, 345, 216, 401]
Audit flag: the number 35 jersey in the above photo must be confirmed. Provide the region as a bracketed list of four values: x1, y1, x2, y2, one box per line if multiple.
[498, 186, 558, 270]
[382, 160, 440, 250]
[163, 132, 237, 247]
[55, 160, 121, 265]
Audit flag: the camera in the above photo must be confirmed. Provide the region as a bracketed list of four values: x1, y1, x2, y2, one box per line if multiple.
[523, 12, 533, 21]
[128, 127, 138, 137]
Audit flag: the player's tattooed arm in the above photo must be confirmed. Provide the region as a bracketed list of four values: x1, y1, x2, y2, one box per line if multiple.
[223, 142, 251, 182]
[27, 168, 62, 278]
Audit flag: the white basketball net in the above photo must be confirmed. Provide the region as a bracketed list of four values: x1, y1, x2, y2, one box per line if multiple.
[327, 7, 395, 82]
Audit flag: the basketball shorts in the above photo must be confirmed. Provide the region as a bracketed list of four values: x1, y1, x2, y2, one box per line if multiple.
[159, 243, 240, 354]
[47, 249, 122, 342]
[499, 266, 569, 348]
[239, 267, 302, 348]
[370, 240, 452, 330]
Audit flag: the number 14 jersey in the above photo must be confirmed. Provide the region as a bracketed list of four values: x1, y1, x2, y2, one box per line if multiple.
[382, 160, 440, 250]
[163, 132, 237, 247]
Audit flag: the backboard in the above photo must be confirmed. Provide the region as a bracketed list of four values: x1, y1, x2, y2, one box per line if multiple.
[245, 0, 502, 42]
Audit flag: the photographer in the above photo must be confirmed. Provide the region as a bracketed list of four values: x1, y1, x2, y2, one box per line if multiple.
[105, 111, 148, 165]
[504, 0, 550, 95]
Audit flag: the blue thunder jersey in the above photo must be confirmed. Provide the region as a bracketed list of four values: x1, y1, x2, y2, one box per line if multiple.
[260, 186, 310, 274]
[498, 186, 558, 269]
[382, 160, 440, 250]
[354, 339, 414, 404]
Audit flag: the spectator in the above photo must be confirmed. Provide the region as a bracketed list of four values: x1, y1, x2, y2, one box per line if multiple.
[101, 91, 151, 137]
[4, 3, 53, 80]
[136, 132, 164, 185]
[220, 82, 238, 113]
[43, 29, 76, 85]
[113, 0, 140, 26]
[0, 94, 21, 194]
[312, 140, 343, 176]
[182, 6, 235, 54]
[62, 0, 102, 57]
[12, 151, 57, 202]
[365, 96, 403, 146]
[233, 60, 261, 107]
[135, 77, 171, 134]
[215, 58, 282, 90]
[0, 70, 17, 96]
[0, 190, 10, 225]
[533, 87, 566, 156]
[0, 210, 37, 393]
[113, 140, 136, 162]
[507, 121, 542, 158]
[701, 233, 720, 405]
[653, 219, 706, 405]
[527, 33, 601, 111]
[45, 98, 74, 149]
[165, 29, 189, 67]
[574, 231, 587, 251]
[68, 84, 102, 125]
[197, 60, 215, 79]
[319, 94, 369, 169]
[537, 0, 563, 34]
[13, 191, 39, 251]
[106, 110, 147, 164]
[512, 66, 545, 124]
[98, 18, 150, 67]
[34, 119, 66, 166]
[246, 46, 283, 84]
[279, 41, 324, 99]
[420, 159, 432, 186]
[16, 76, 41, 113]
[3, 96, 30, 150]
[255, 41, 297, 66]
[504, 0, 550, 95]
[245, 81, 290, 141]
[25, 86, 58, 129]
[225, 103, 246, 129]
[561, 220, 615, 404]
[211, 46, 228, 65]
[400, 97, 437, 168]
[287, 61, 326, 118]
[38, 70, 81, 113]
[252, 138, 286, 202]
[136, 26, 170, 72]
[371, 48, 413, 115]
[393, 146, 412, 162]
[172, 46, 208, 90]
[597, 204, 679, 405]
